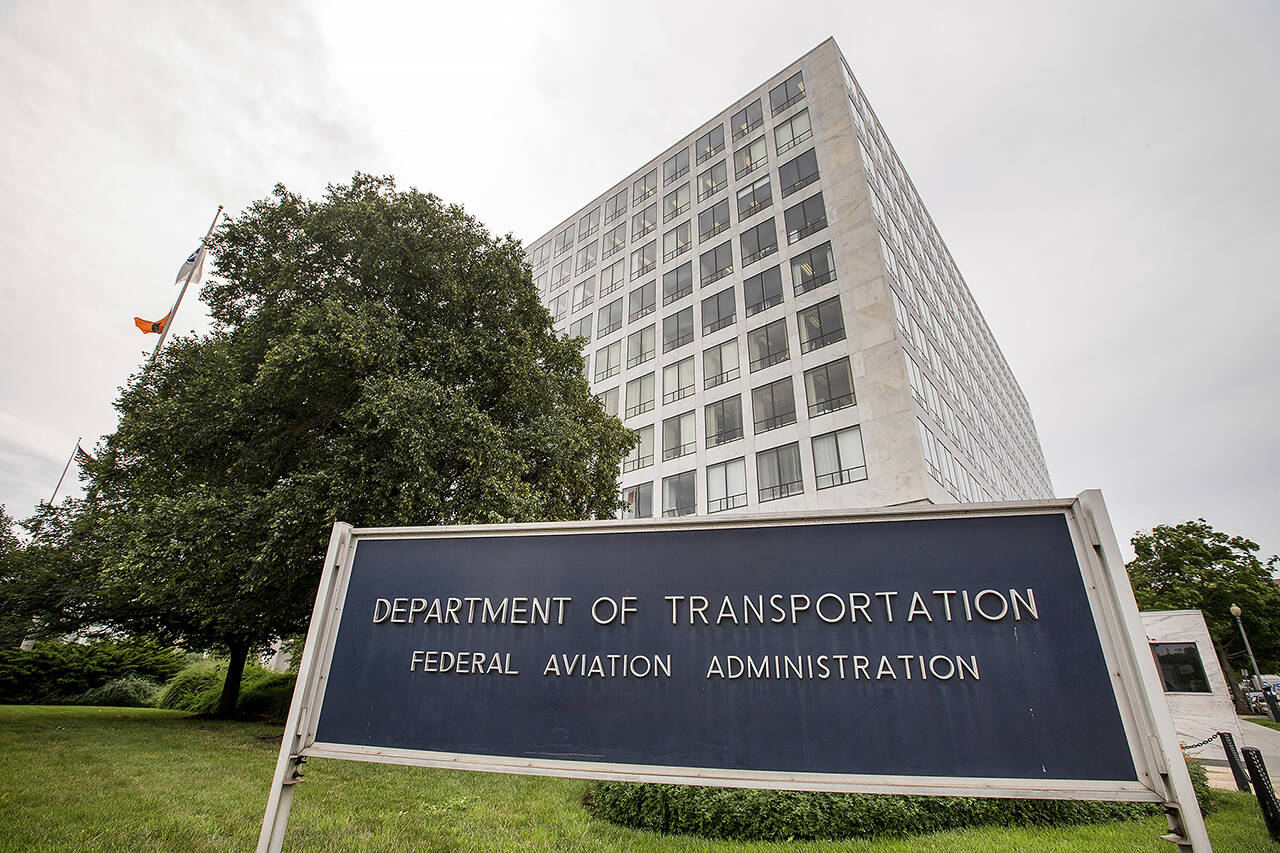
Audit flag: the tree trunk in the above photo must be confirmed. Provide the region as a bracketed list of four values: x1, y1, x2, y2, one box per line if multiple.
[216, 639, 250, 717]
[1214, 635, 1250, 715]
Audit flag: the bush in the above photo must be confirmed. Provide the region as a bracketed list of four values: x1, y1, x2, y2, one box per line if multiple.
[0, 639, 186, 704]
[155, 660, 296, 722]
[236, 669, 295, 722]
[1185, 757, 1215, 815]
[75, 676, 162, 708]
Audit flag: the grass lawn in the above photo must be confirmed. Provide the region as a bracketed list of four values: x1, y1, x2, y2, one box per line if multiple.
[0, 705, 1273, 852]
[1244, 716, 1280, 733]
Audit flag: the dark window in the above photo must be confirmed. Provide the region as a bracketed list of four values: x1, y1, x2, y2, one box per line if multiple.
[731, 98, 764, 140]
[662, 470, 696, 517]
[734, 136, 767, 180]
[769, 71, 805, 115]
[744, 266, 783, 316]
[740, 219, 778, 266]
[699, 241, 733, 286]
[696, 124, 726, 164]
[663, 221, 691, 263]
[663, 148, 690, 186]
[701, 287, 736, 334]
[736, 176, 772, 220]
[697, 161, 727, 202]
[753, 377, 796, 433]
[621, 481, 652, 519]
[804, 358, 855, 416]
[664, 184, 690, 222]
[663, 306, 694, 352]
[778, 149, 820, 197]
[663, 262, 693, 305]
[662, 410, 696, 461]
[749, 318, 789, 371]
[630, 241, 656, 279]
[698, 198, 731, 242]
[597, 298, 624, 337]
[813, 426, 868, 489]
[627, 325, 655, 368]
[602, 222, 627, 259]
[1152, 643, 1212, 693]
[798, 295, 846, 352]
[791, 242, 837, 294]
[706, 395, 744, 446]
[757, 442, 803, 501]
[631, 203, 657, 240]
[628, 280, 656, 322]
[578, 208, 601, 240]
[604, 188, 628, 225]
[784, 192, 828, 243]
[633, 169, 657, 203]
[568, 314, 592, 340]
[774, 109, 812, 155]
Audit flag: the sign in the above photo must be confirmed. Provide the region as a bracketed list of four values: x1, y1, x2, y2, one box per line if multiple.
[259, 493, 1211, 852]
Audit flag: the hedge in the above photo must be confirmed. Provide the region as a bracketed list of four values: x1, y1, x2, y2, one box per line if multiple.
[0, 639, 186, 704]
[156, 660, 295, 721]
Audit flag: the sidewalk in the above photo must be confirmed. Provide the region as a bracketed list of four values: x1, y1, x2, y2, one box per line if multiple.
[1197, 717, 1280, 790]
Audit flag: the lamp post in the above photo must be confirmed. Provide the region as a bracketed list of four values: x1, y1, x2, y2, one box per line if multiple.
[1231, 603, 1264, 691]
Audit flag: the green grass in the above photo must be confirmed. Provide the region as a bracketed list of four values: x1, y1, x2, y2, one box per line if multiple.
[1244, 716, 1280, 733]
[0, 705, 1273, 852]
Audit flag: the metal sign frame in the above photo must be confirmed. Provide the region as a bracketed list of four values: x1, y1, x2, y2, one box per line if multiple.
[258, 491, 1210, 851]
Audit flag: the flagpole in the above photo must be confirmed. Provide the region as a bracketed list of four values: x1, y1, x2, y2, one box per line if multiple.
[149, 204, 224, 368]
[49, 437, 81, 505]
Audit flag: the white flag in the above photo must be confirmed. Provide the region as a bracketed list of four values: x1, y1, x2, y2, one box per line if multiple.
[174, 245, 206, 286]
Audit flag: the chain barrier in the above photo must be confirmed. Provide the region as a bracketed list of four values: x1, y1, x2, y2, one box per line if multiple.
[1180, 732, 1221, 751]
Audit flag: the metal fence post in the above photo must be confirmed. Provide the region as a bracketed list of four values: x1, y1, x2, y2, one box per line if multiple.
[1242, 746, 1280, 842]
[1219, 732, 1253, 792]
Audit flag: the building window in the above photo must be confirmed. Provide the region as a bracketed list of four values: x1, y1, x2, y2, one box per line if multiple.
[784, 192, 828, 243]
[917, 417, 941, 482]
[697, 161, 728, 202]
[572, 276, 595, 312]
[534, 271, 548, 293]
[663, 148, 690, 186]
[736, 176, 772, 221]
[757, 442, 803, 501]
[663, 221, 691, 263]
[663, 306, 694, 352]
[625, 372, 655, 418]
[731, 98, 764, 141]
[696, 124, 726, 164]
[791, 242, 836, 294]
[600, 258, 626, 297]
[744, 266, 784, 317]
[575, 241, 598, 274]
[749, 318, 789, 371]
[631, 241, 656, 280]
[698, 198, 732, 242]
[701, 287, 736, 335]
[769, 70, 805, 115]
[596, 386, 618, 417]
[663, 356, 695, 405]
[704, 339, 739, 389]
[778, 149, 820, 197]
[734, 136, 768, 180]
[662, 410, 696, 461]
[662, 470, 696, 517]
[579, 208, 601, 241]
[621, 481, 652, 519]
[569, 314, 593, 340]
[627, 324, 656, 368]
[594, 340, 621, 381]
[531, 242, 552, 269]
[633, 169, 657, 203]
[1152, 643, 1212, 693]
[628, 280, 656, 322]
[706, 395, 744, 446]
[798, 295, 846, 352]
[604, 187, 628, 226]
[774, 109, 812, 155]
[552, 223, 575, 257]
[740, 219, 778, 266]
[602, 222, 627, 259]
[662, 262, 693, 306]
[707, 457, 747, 513]
[813, 426, 868, 489]
[597, 298, 624, 338]
[664, 184, 691, 222]
[699, 241, 733, 286]
[753, 377, 796, 433]
[623, 425, 654, 472]
[551, 258, 572, 291]
[550, 292, 569, 321]
[632, 203, 657, 241]
[804, 358, 855, 416]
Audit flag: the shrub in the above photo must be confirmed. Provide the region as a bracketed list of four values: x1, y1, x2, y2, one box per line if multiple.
[0, 639, 186, 704]
[155, 661, 225, 713]
[236, 669, 295, 722]
[76, 676, 162, 708]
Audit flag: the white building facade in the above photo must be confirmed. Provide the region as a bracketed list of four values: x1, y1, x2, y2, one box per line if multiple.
[527, 38, 1053, 518]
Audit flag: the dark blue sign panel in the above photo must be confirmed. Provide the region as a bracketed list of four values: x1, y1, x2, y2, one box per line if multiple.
[313, 513, 1138, 783]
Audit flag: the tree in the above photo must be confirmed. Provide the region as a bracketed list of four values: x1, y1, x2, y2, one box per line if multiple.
[1126, 519, 1280, 700]
[74, 174, 635, 715]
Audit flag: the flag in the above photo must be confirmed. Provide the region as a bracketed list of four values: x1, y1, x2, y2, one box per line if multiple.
[134, 311, 172, 334]
[174, 245, 206, 286]
[74, 444, 95, 466]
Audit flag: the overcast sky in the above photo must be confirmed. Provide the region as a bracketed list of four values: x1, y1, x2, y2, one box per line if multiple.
[1, 0, 1277, 561]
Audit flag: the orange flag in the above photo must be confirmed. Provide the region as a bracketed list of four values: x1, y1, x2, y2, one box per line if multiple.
[134, 312, 171, 334]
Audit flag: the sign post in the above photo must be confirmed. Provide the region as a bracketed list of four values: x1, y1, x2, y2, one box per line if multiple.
[257, 491, 1209, 851]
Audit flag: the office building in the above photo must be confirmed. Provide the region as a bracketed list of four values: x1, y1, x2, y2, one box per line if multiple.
[526, 38, 1052, 518]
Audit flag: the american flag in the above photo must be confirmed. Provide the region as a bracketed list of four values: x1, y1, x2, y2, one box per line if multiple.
[74, 444, 94, 466]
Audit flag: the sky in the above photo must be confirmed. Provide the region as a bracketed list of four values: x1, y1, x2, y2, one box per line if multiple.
[1, 0, 1277, 561]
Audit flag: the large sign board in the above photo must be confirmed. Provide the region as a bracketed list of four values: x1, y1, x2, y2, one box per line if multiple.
[259, 493, 1210, 851]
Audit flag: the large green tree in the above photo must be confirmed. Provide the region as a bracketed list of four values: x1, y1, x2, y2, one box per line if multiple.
[75, 174, 634, 714]
[1126, 519, 1280, 689]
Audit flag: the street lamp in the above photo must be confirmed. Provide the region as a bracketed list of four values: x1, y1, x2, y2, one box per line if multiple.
[1231, 603, 1264, 691]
